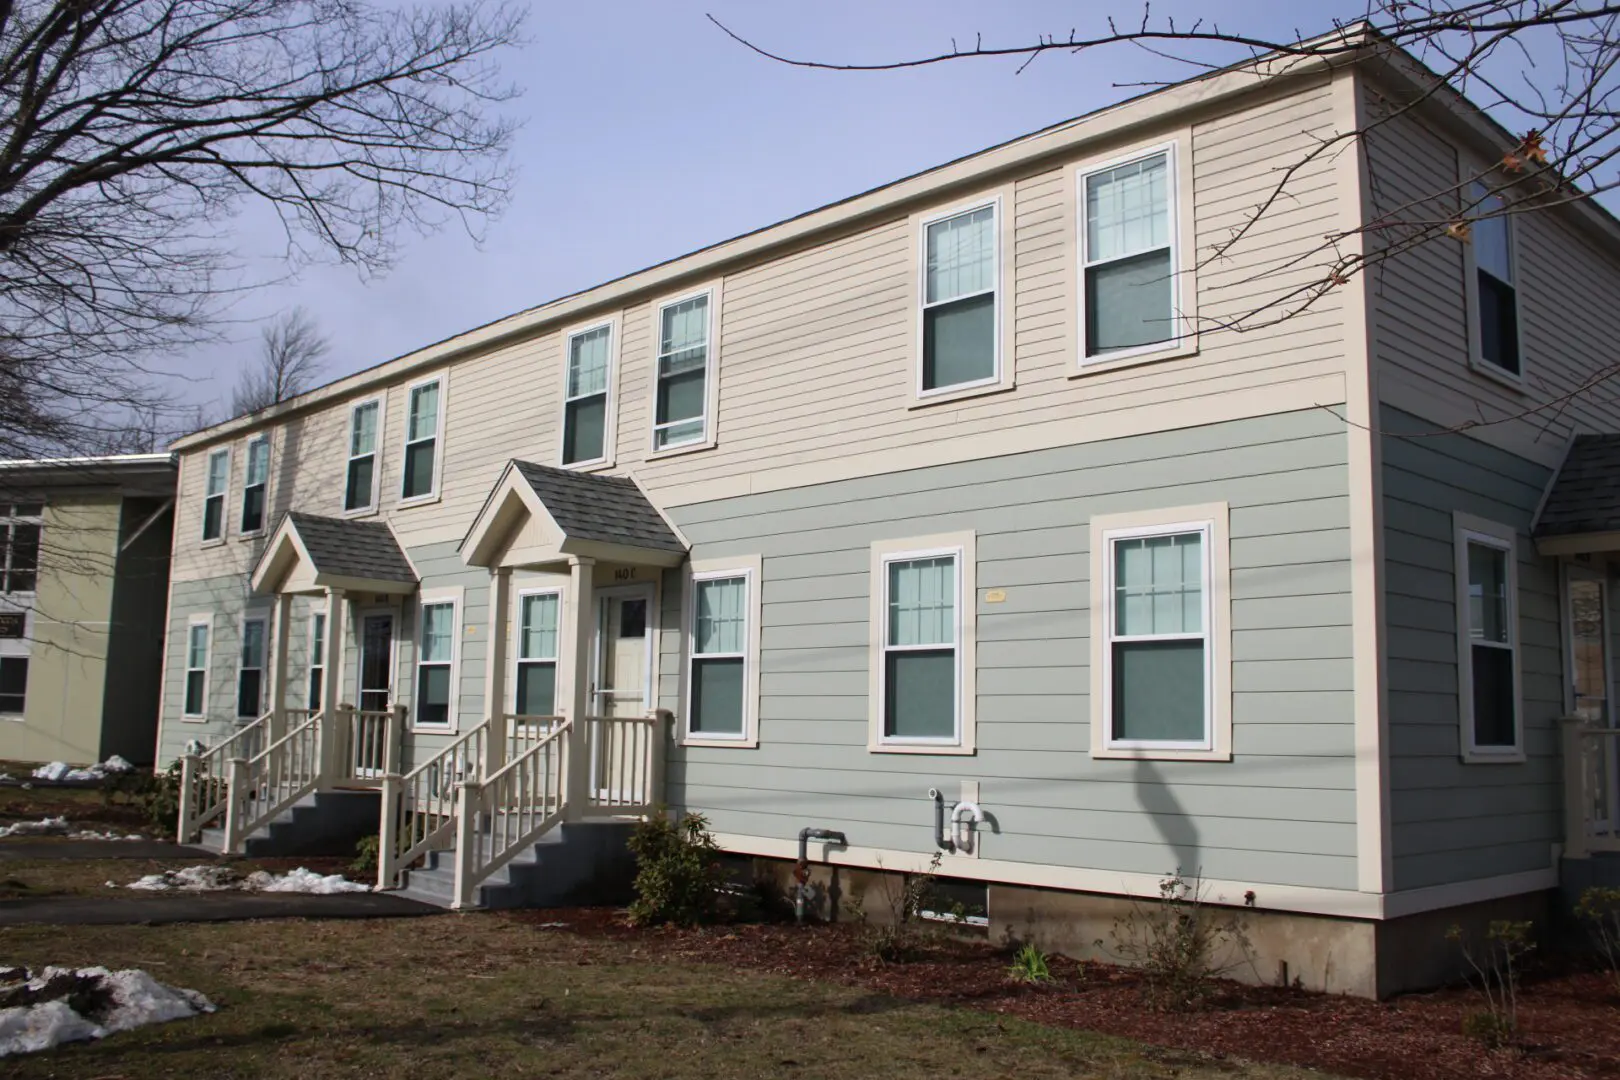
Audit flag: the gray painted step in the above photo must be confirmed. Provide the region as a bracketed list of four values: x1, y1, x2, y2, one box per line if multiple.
[198, 789, 380, 858]
[395, 821, 637, 910]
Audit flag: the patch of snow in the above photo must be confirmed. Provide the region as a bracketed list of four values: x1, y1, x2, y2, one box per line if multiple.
[30, 756, 136, 782]
[0, 966, 214, 1057]
[120, 865, 369, 894]
[0, 817, 143, 841]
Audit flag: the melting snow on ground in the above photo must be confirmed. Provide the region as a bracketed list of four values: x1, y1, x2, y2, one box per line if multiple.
[30, 757, 135, 782]
[119, 865, 370, 894]
[0, 817, 143, 841]
[0, 965, 215, 1057]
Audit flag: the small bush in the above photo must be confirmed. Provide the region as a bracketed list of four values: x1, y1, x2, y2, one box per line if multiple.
[1448, 919, 1534, 1048]
[627, 808, 724, 927]
[1576, 886, 1620, 993]
[853, 852, 943, 963]
[107, 762, 181, 839]
[1105, 870, 1251, 1011]
[351, 833, 381, 876]
[1007, 942, 1053, 984]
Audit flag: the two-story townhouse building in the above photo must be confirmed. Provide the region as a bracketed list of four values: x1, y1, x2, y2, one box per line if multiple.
[153, 31, 1620, 997]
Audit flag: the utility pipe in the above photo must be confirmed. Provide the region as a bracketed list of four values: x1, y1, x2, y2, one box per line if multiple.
[794, 827, 847, 924]
[929, 788, 955, 853]
[951, 801, 984, 855]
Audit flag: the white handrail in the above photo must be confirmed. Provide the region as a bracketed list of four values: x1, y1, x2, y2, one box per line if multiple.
[377, 721, 487, 889]
[582, 714, 660, 814]
[506, 713, 563, 764]
[345, 706, 402, 781]
[451, 721, 570, 908]
[226, 713, 322, 847]
[176, 711, 271, 843]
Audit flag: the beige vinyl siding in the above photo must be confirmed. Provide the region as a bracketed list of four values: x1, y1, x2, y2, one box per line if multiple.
[1365, 82, 1620, 466]
[168, 77, 1355, 587]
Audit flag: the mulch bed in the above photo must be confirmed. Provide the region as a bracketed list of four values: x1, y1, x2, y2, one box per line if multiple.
[509, 908, 1620, 1080]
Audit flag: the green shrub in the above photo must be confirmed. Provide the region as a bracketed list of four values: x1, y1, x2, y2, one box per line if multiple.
[1007, 942, 1053, 984]
[107, 762, 181, 839]
[627, 808, 724, 927]
[1447, 919, 1534, 1048]
[1104, 870, 1251, 1011]
[852, 853, 943, 963]
[351, 833, 381, 876]
[1575, 886, 1620, 993]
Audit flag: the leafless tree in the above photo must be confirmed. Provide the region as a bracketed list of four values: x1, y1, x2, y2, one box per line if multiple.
[232, 307, 330, 416]
[0, 0, 526, 467]
[711, 2, 1620, 435]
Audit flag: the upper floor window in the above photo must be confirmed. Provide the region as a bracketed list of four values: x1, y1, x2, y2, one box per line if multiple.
[344, 398, 381, 514]
[653, 293, 711, 451]
[562, 324, 613, 467]
[0, 503, 41, 594]
[1080, 148, 1177, 359]
[240, 436, 270, 535]
[401, 377, 442, 501]
[201, 448, 230, 542]
[921, 203, 999, 392]
[1470, 183, 1521, 377]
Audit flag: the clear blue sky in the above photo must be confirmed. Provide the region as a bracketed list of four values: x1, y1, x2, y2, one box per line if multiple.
[184, 0, 1357, 410]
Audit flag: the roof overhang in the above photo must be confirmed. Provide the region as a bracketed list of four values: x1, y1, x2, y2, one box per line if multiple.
[461, 461, 687, 570]
[250, 513, 420, 596]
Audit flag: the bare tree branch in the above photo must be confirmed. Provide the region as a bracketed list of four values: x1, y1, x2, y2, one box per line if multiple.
[230, 305, 328, 415]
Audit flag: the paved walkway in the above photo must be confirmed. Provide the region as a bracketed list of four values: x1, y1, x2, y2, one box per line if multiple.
[0, 891, 442, 925]
[0, 839, 213, 861]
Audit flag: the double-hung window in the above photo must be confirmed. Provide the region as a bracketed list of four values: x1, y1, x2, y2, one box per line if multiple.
[1091, 505, 1230, 761]
[183, 618, 211, 718]
[921, 203, 999, 392]
[688, 571, 750, 739]
[401, 378, 442, 501]
[0, 657, 25, 714]
[345, 399, 381, 513]
[1470, 183, 1520, 377]
[239, 436, 270, 535]
[201, 448, 230, 542]
[515, 591, 560, 716]
[562, 325, 613, 466]
[877, 547, 965, 747]
[1080, 148, 1177, 358]
[653, 293, 711, 451]
[0, 503, 41, 594]
[1456, 516, 1521, 758]
[307, 612, 326, 711]
[415, 597, 456, 726]
[237, 616, 267, 719]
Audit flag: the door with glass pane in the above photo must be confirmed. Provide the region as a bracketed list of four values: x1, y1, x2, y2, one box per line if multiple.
[358, 612, 394, 714]
[593, 586, 653, 799]
[1568, 567, 1615, 829]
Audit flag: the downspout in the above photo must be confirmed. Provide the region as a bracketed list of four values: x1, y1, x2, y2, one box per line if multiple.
[795, 827, 847, 924]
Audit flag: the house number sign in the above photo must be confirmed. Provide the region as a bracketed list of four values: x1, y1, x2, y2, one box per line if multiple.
[0, 612, 23, 638]
[613, 567, 638, 581]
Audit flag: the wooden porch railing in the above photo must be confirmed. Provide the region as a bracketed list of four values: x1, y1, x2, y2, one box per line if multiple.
[1564, 716, 1620, 858]
[176, 711, 271, 843]
[450, 721, 570, 907]
[376, 721, 487, 889]
[224, 711, 322, 849]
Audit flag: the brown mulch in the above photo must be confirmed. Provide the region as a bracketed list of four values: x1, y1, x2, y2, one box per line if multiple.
[507, 908, 1620, 1080]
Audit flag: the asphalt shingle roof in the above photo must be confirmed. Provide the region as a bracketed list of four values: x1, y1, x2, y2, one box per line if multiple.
[285, 512, 417, 583]
[510, 461, 685, 554]
[1535, 435, 1620, 538]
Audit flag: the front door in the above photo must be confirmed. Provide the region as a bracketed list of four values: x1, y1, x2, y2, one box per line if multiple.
[594, 587, 652, 718]
[358, 612, 395, 714]
[1569, 566, 1614, 827]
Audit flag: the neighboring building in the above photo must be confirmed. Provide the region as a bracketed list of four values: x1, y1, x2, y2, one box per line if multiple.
[0, 455, 176, 766]
[156, 33, 1620, 997]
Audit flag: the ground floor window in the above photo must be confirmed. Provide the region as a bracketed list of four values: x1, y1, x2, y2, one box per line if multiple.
[867, 534, 976, 754]
[416, 597, 457, 727]
[0, 656, 25, 714]
[184, 618, 211, 718]
[307, 611, 326, 711]
[516, 590, 559, 716]
[237, 616, 266, 718]
[1455, 514, 1521, 759]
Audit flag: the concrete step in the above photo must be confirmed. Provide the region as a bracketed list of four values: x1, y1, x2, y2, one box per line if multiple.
[195, 789, 381, 858]
[394, 821, 637, 911]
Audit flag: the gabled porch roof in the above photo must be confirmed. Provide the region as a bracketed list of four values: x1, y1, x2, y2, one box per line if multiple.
[460, 460, 687, 569]
[250, 511, 419, 595]
[1534, 435, 1620, 556]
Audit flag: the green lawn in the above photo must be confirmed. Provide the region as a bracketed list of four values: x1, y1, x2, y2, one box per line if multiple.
[0, 914, 1337, 1079]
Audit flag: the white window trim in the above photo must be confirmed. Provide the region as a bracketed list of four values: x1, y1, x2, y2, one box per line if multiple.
[510, 585, 565, 717]
[199, 446, 231, 546]
[182, 613, 214, 721]
[342, 394, 387, 518]
[412, 587, 462, 732]
[398, 373, 448, 506]
[1074, 136, 1197, 373]
[307, 610, 326, 712]
[868, 532, 977, 755]
[1089, 503, 1232, 762]
[1461, 171, 1527, 391]
[912, 193, 1012, 406]
[557, 317, 620, 471]
[646, 283, 722, 460]
[1454, 512, 1526, 763]
[236, 613, 268, 719]
[238, 434, 272, 539]
[681, 555, 762, 748]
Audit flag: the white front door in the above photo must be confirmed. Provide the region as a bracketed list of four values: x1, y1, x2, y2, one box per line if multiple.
[1568, 566, 1615, 827]
[593, 586, 653, 718]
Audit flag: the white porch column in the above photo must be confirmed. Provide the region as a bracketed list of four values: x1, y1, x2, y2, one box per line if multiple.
[267, 592, 291, 743]
[318, 587, 347, 786]
[564, 556, 595, 820]
[483, 566, 512, 778]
